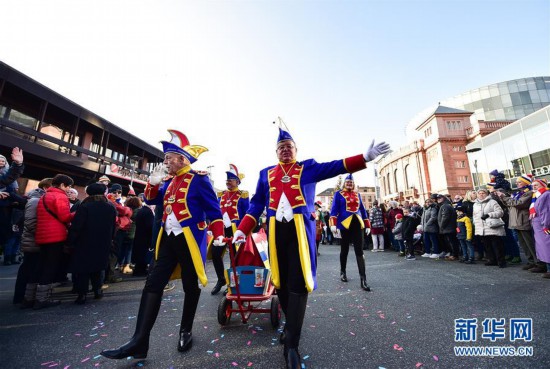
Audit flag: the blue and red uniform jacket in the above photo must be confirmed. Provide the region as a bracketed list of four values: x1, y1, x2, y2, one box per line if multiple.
[217, 189, 250, 231]
[237, 154, 367, 292]
[144, 166, 223, 286]
[329, 189, 370, 230]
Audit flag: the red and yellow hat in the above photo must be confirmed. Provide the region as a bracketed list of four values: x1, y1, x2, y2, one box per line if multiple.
[161, 129, 207, 164]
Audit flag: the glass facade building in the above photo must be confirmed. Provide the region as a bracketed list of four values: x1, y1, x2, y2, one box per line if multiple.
[466, 105, 550, 189]
[407, 77, 550, 138]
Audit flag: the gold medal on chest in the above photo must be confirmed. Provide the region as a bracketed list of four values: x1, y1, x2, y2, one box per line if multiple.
[281, 175, 291, 183]
[167, 195, 176, 204]
[165, 204, 173, 214]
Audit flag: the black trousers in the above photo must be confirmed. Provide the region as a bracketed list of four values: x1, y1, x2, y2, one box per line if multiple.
[13, 252, 41, 304]
[144, 232, 200, 296]
[74, 271, 102, 294]
[339, 216, 364, 272]
[482, 235, 506, 264]
[38, 242, 64, 285]
[275, 220, 307, 295]
[211, 227, 235, 281]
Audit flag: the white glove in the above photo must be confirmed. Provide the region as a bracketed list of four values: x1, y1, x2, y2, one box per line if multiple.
[330, 225, 337, 234]
[365, 228, 371, 236]
[148, 163, 165, 185]
[232, 230, 246, 245]
[364, 140, 391, 162]
[213, 236, 226, 247]
[207, 231, 213, 237]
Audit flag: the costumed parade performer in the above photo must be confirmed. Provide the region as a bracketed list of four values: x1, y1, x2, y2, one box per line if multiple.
[101, 130, 225, 360]
[232, 119, 390, 369]
[210, 164, 249, 295]
[329, 173, 372, 290]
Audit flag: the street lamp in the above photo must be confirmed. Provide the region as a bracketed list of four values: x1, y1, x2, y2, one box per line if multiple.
[465, 147, 481, 190]
[129, 155, 142, 187]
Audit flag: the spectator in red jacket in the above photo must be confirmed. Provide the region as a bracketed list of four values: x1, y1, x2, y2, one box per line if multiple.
[34, 174, 75, 309]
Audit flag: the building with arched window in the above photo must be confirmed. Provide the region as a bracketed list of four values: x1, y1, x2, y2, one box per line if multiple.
[377, 77, 550, 203]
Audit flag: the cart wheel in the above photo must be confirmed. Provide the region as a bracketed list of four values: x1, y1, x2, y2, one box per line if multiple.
[217, 297, 232, 325]
[270, 296, 281, 328]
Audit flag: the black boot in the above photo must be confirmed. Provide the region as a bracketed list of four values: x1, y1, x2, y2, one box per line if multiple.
[75, 294, 86, 305]
[284, 292, 308, 369]
[100, 290, 163, 359]
[356, 255, 371, 291]
[94, 289, 104, 300]
[340, 271, 348, 282]
[210, 280, 225, 295]
[277, 289, 288, 345]
[178, 289, 201, 352]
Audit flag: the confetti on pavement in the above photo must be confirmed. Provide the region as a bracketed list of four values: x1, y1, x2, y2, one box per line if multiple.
[416, 363, 423, 368]
[393, 344, 403, 351]
[433, 355, 439, 361]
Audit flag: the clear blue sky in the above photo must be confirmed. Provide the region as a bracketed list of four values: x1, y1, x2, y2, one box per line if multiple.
[2, 0, 549, 193]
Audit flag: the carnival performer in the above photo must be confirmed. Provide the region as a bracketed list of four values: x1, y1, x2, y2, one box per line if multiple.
[101, 130, 224, 360]
[232, 121, 390, 369]
[210, 164, 249, 295]
[329, 173, 371, 290]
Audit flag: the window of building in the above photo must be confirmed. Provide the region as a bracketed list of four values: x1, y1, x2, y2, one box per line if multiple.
[458, 176, 469, 183]
[424, 126, 432, 137]
[452, 145, 465, 152]
[446, 120, 462, 130]
[456, 160, 466, 168]
[427, 148, 438, 161]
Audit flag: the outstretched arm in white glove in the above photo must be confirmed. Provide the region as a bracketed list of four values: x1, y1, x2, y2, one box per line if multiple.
[148, 163, 165, 185]
[330, 225, 337, 234]
[364, 140, 391, 162]
[232, 230, 246, 245]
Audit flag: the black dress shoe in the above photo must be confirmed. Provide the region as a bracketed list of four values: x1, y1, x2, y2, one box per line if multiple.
[177, 331, 193, 352]
[75, 294, 86, 305]
[211, 280, 225, 295]
[279, 329, 285, 344]
[94, 290, 104, 300]
[285, 348, 302, 369]
[340, 272, 348, 282]
[100, 342, 148, 360]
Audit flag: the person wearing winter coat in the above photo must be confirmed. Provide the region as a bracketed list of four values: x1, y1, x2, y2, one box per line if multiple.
[456, 206, 474, 263]
[68, 183, 117, 304]
[530, 179, 550, 278]
[369, 201, 385, 252]
[132, 202, 154, 277]
[421, 198, 440, 258]
[402, 208, 421, 260]
[472, 188, 506, 268]
[436, 194, 460, 260]
[499, 175, 542, 271]
[14, 178, 53, 306]
[34, 174, 75, 309]
[392, 214, 404, 256]
[387, 201, 403, 251]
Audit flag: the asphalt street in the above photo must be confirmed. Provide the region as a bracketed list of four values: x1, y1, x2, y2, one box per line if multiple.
[1, 244, 549, 369]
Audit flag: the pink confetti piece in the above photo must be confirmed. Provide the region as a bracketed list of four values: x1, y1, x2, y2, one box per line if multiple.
[74, 333, 82, 337]
[93, 339, 101, 343]
[433, 355, 439, 361]
[416, 363, 423, 368]
[63, 366, 70, 369]
[81, 357, 90, 363]
[393, 344, 403, 351]
[310, 325, 316, 328]
[350, 332, 356, 336]
[329, 308, 335, 311]
[251, 330, 257, 334]
[48, 364, 59, 368]
[247, 362, 253, 367]
[85, 344, 92, 348]
[214, 352, 220, 358]
[41, 362, 55, 366]
[232, 362, 238, 366]
[391, 321, 396, 325]
[378, 314, 386, 319]
[247, 341, 251, 346]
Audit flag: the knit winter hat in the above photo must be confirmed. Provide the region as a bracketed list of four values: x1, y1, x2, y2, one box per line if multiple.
[86, 183, 107, 196]
[517, 174, 533, 185]
[489, 169, 499, 177]
[395, 214, 403, 220]
[533, 178, 548, 188]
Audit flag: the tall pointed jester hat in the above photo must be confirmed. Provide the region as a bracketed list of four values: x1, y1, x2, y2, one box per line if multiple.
[226, 164, 245, 184]
[161, 129, 208, 164]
